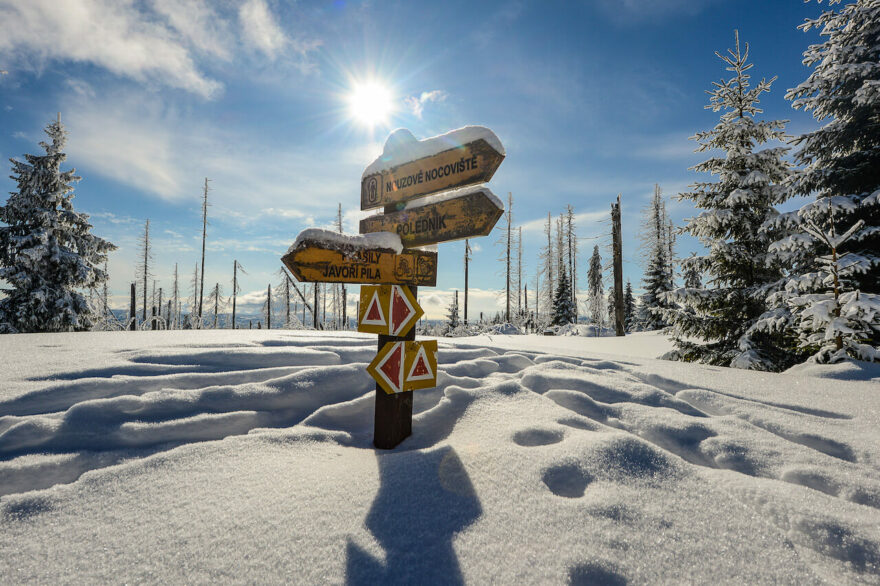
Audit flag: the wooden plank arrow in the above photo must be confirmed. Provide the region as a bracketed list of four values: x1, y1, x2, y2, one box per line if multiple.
[358, 285, 423, 337]
[367, 340, 438, 394]
[360, 186, 504, 248]
[360, 126, 505, 211]
[281, 229, 437, 286]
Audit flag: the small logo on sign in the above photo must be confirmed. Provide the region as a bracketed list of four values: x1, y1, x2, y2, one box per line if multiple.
[364, 175, 379, 204]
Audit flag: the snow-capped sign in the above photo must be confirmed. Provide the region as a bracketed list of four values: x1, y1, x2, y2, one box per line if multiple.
[282, 230, 437, 286]
[357, 284, 423, 337]
[367, 340, 438, 394]
[359, 186, 504, 248]
[360, 126, 505, 211]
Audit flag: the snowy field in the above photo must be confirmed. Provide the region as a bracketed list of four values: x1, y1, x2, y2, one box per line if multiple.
[1, 330, 879, 584]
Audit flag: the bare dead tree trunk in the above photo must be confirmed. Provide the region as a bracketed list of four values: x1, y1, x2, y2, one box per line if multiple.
[198, 178, 209, 320]
[506, 192, 512, 322]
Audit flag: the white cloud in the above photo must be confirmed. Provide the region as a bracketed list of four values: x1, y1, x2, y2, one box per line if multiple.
[0, 0, 222, 97]
[61, 90, 362, 216]
[151, 0, 232, 60]
[239, 0, 287, 59]
[404, 90, 448, 119]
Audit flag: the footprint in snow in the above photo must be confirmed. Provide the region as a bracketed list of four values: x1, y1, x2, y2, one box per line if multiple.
[512, 427, 564, 447]
[542, 463, 593, 498]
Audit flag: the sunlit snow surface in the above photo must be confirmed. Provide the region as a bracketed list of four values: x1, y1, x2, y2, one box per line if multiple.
[1, 330, 879, 583]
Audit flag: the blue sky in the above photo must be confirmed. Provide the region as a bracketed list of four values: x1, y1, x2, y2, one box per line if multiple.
[0, 0, 825, 320]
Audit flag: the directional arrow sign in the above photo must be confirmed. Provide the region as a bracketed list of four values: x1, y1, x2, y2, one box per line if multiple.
[367, 340, 438, 394]
[361, 126, 505, 211]
[282, 232, 437, 286]
[360, 186, 504, 248]
[358, 285, 423, 337]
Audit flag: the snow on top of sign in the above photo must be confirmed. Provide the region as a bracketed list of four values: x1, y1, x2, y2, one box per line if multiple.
[401, 184, 503, 211]
[362, 126, 505, 178]
[288, 228, 403, 255]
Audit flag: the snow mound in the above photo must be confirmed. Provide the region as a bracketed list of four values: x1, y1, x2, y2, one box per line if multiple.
[488, 323, 522, 335]
[784, 358, 880, 382]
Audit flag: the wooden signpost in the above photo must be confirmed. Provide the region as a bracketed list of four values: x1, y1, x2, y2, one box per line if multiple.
[282, 237, 437, 286]
[284, 125, 504, 450]
[359, 187, 504, 248]
[360, 127, 505, 211]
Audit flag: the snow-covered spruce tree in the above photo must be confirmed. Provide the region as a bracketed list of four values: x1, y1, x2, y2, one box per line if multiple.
[662, 32, 792, 369]
[783, 0, 880, 341]
[551, 270, 575, 326]
[0, 116, 116, 333]
[587, 245, 604, 327]
[623, 280, 637, 332]
[638, 184, 674, 330]
[763, 203, 879, 362]
[446, 290, 460, 333]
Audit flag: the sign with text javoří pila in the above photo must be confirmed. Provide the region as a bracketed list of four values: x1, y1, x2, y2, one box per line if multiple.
[360, 185, 504, 248]
[360, 126, 505, 211]
[281, 229, 437, 286]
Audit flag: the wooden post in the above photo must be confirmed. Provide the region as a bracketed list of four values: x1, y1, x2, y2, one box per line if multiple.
[313, 283, 318, 329]
[612, 194, 625, 336]
[374, 285, 417, 449]
[129, 283, 136, 331]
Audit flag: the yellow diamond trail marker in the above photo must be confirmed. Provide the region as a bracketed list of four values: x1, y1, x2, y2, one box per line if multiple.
[282, 229, 437, 286]
[360, 126, 505, 211]
[358, 284, 423, 337]
[367, 340, 438, 395]
[359, 185, 505, 248]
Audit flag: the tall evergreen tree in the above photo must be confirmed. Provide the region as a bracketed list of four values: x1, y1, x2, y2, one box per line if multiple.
[0, 116, 115, 333]
[551, 271, 575, 326]
[639, 184, 674, 329]
[446, 290, 460, 332]
[664, 32, 791, 369]
[587, 245, 604, 327]
[623, 280, 636, 332]
[781, 0, 880, 344]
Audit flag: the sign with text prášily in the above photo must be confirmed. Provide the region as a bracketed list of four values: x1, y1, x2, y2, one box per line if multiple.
[282, 239, 437, 286]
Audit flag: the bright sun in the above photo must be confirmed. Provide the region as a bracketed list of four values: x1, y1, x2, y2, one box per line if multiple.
[348, 81, 394, 127]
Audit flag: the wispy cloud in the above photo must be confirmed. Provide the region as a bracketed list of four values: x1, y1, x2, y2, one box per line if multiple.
[404, 90, 447, 119]
[0, 0, 222, 97]
[239, 0, 287, 59]
[61, 90, 362, 218]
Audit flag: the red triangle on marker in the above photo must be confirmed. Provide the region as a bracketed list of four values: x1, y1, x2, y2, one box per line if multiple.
[361, 289, 386, 327]
[379, 343, 403, 391]
[411, 354, 430, 377]
[366, 295, 383, 321]
[390, 286, 414, 335]
[406, 343, 434, 382]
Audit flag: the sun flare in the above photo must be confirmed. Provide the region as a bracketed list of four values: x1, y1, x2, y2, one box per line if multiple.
[348, 81, 394, 127]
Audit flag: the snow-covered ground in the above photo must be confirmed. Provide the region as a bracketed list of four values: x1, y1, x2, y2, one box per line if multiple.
[1, 330, 878, 583]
